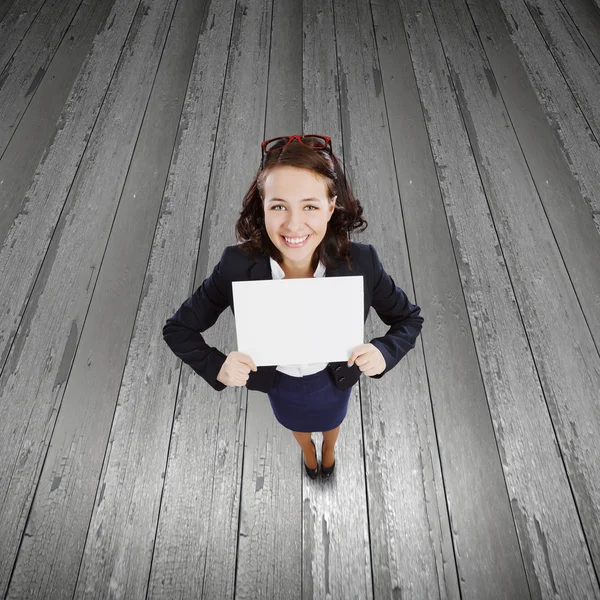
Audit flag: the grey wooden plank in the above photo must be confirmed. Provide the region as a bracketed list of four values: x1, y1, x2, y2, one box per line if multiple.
[558, 0, 600, 65]
[0, 0, 139, 378]
[0, 0, 178, 595]
[0, 0, 18, 24]
[0, 0, 84, 158]
[5, 2, 202, 599]
[372, 0, 529, 597]
[469, 0, 600, 569]
[404, 0, 600, 596]
[0, 0, 117, 249]
[325, 0, 454, 597]
[521, 0, 600, 142]
[488, 0, 600, 236]
[68, 2, 237, 599]
[0, 0, 46, 74]
[236, 398, 303, 600]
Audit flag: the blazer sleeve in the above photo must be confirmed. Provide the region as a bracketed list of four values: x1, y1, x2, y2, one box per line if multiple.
[162, 247, 231, 391]
[367, 244, 424, 379]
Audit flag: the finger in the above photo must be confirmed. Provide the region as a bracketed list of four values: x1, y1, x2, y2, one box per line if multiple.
[348, 344, 368, 365]
[239, 354, 257, 372]
[359, 358, 376, 370]
[348, 350, 363, 366]
[354, 354, 370, 367]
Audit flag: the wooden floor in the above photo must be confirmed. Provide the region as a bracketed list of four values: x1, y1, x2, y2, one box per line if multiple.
[1, 0, 600, 597]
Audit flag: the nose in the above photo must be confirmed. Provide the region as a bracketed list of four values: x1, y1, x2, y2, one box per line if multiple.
[285, 210, 306, 232]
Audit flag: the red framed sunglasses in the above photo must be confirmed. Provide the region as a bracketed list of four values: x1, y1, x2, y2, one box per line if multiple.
[260, 134, 332, 169]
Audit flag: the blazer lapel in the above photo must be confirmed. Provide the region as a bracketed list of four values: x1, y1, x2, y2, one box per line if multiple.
[248, 255, 273, 281]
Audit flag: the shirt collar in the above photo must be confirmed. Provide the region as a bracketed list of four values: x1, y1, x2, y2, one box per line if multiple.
[269, 256, 326, 280]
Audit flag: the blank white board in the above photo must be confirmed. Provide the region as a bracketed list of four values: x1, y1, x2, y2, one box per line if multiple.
[232, 276, 364, 366]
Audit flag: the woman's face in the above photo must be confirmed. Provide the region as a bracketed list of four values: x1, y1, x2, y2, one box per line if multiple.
[262, 166, 336, 268]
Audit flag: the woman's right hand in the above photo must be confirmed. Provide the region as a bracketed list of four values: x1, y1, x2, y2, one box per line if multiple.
[216, 351, 257, 387]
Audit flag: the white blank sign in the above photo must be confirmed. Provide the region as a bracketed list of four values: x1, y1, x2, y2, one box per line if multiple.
[232, 276, 364, 367]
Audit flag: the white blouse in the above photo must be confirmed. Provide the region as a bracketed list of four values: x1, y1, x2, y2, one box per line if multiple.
[269, 256, 329, 377]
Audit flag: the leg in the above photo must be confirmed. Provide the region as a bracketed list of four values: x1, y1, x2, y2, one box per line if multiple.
[321, 424, 341, 468]
[292, 430, 317, 470]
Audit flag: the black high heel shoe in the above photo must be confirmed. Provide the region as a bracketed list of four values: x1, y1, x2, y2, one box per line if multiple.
[321, 439, 335, 478]
[304, 439, 319, 479]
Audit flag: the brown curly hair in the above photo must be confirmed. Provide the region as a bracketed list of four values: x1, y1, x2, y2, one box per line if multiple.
[234, 136, 368, 271]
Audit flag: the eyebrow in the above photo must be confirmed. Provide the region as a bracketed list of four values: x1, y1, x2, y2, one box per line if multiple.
[266, 197, 320, 203]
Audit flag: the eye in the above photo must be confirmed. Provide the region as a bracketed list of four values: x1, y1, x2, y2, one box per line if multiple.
[271, 205, 318, 210]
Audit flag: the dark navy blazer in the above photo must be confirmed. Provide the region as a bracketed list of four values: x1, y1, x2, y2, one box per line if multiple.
[162, 241, 424, 393]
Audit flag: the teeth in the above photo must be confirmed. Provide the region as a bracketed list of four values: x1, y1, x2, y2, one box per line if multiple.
[284, 235, 308, 244]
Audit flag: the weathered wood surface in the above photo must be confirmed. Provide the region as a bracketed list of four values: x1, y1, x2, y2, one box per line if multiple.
[0, 0, 178, 596]
[1, 0, 599, 598]
[466, 0, 600, 332]
[519, 0, 600, 143]
[400, 0, 600, 597]
[0, 0, 141, 372]
[0, 0, 46, 74]
[75, 3, 244, 598]
[0, 0, 83, 156]
[471, 2, 600, 563]
[488, 0, 600, 236]
[0, 0, 116, 248]
[0, 0, 18, 24]
[556, 0, 600, 65]
[6, 0, 204, 599]
[372, 0, 528, 596]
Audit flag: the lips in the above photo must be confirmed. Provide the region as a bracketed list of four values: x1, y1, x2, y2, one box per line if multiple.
[281, 234, 311, 247]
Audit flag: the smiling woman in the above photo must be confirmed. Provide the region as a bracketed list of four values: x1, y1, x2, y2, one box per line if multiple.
[232, 135, 374, 477]
[163, 134, 423, 480]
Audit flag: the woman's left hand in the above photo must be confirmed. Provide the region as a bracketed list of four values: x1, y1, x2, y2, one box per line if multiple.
[347, 343, 386, 376]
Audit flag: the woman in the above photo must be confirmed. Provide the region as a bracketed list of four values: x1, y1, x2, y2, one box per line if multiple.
[163, 135, 424, 480]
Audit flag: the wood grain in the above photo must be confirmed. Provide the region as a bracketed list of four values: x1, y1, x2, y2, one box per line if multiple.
[520, 0, 600, 142]
[0, 0, 47, 74]
[6, 0, 205, 598]
[0, 0, 83, 156]
[402, 0, 600, 595]
[0, 0, 176, 596]
[0, 0, 117, 248]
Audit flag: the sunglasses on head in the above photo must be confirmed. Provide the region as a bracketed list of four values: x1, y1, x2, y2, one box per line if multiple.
[260, 134, 332, 169]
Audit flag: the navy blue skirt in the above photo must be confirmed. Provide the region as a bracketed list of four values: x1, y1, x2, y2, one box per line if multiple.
[267, 367, 352, 432]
